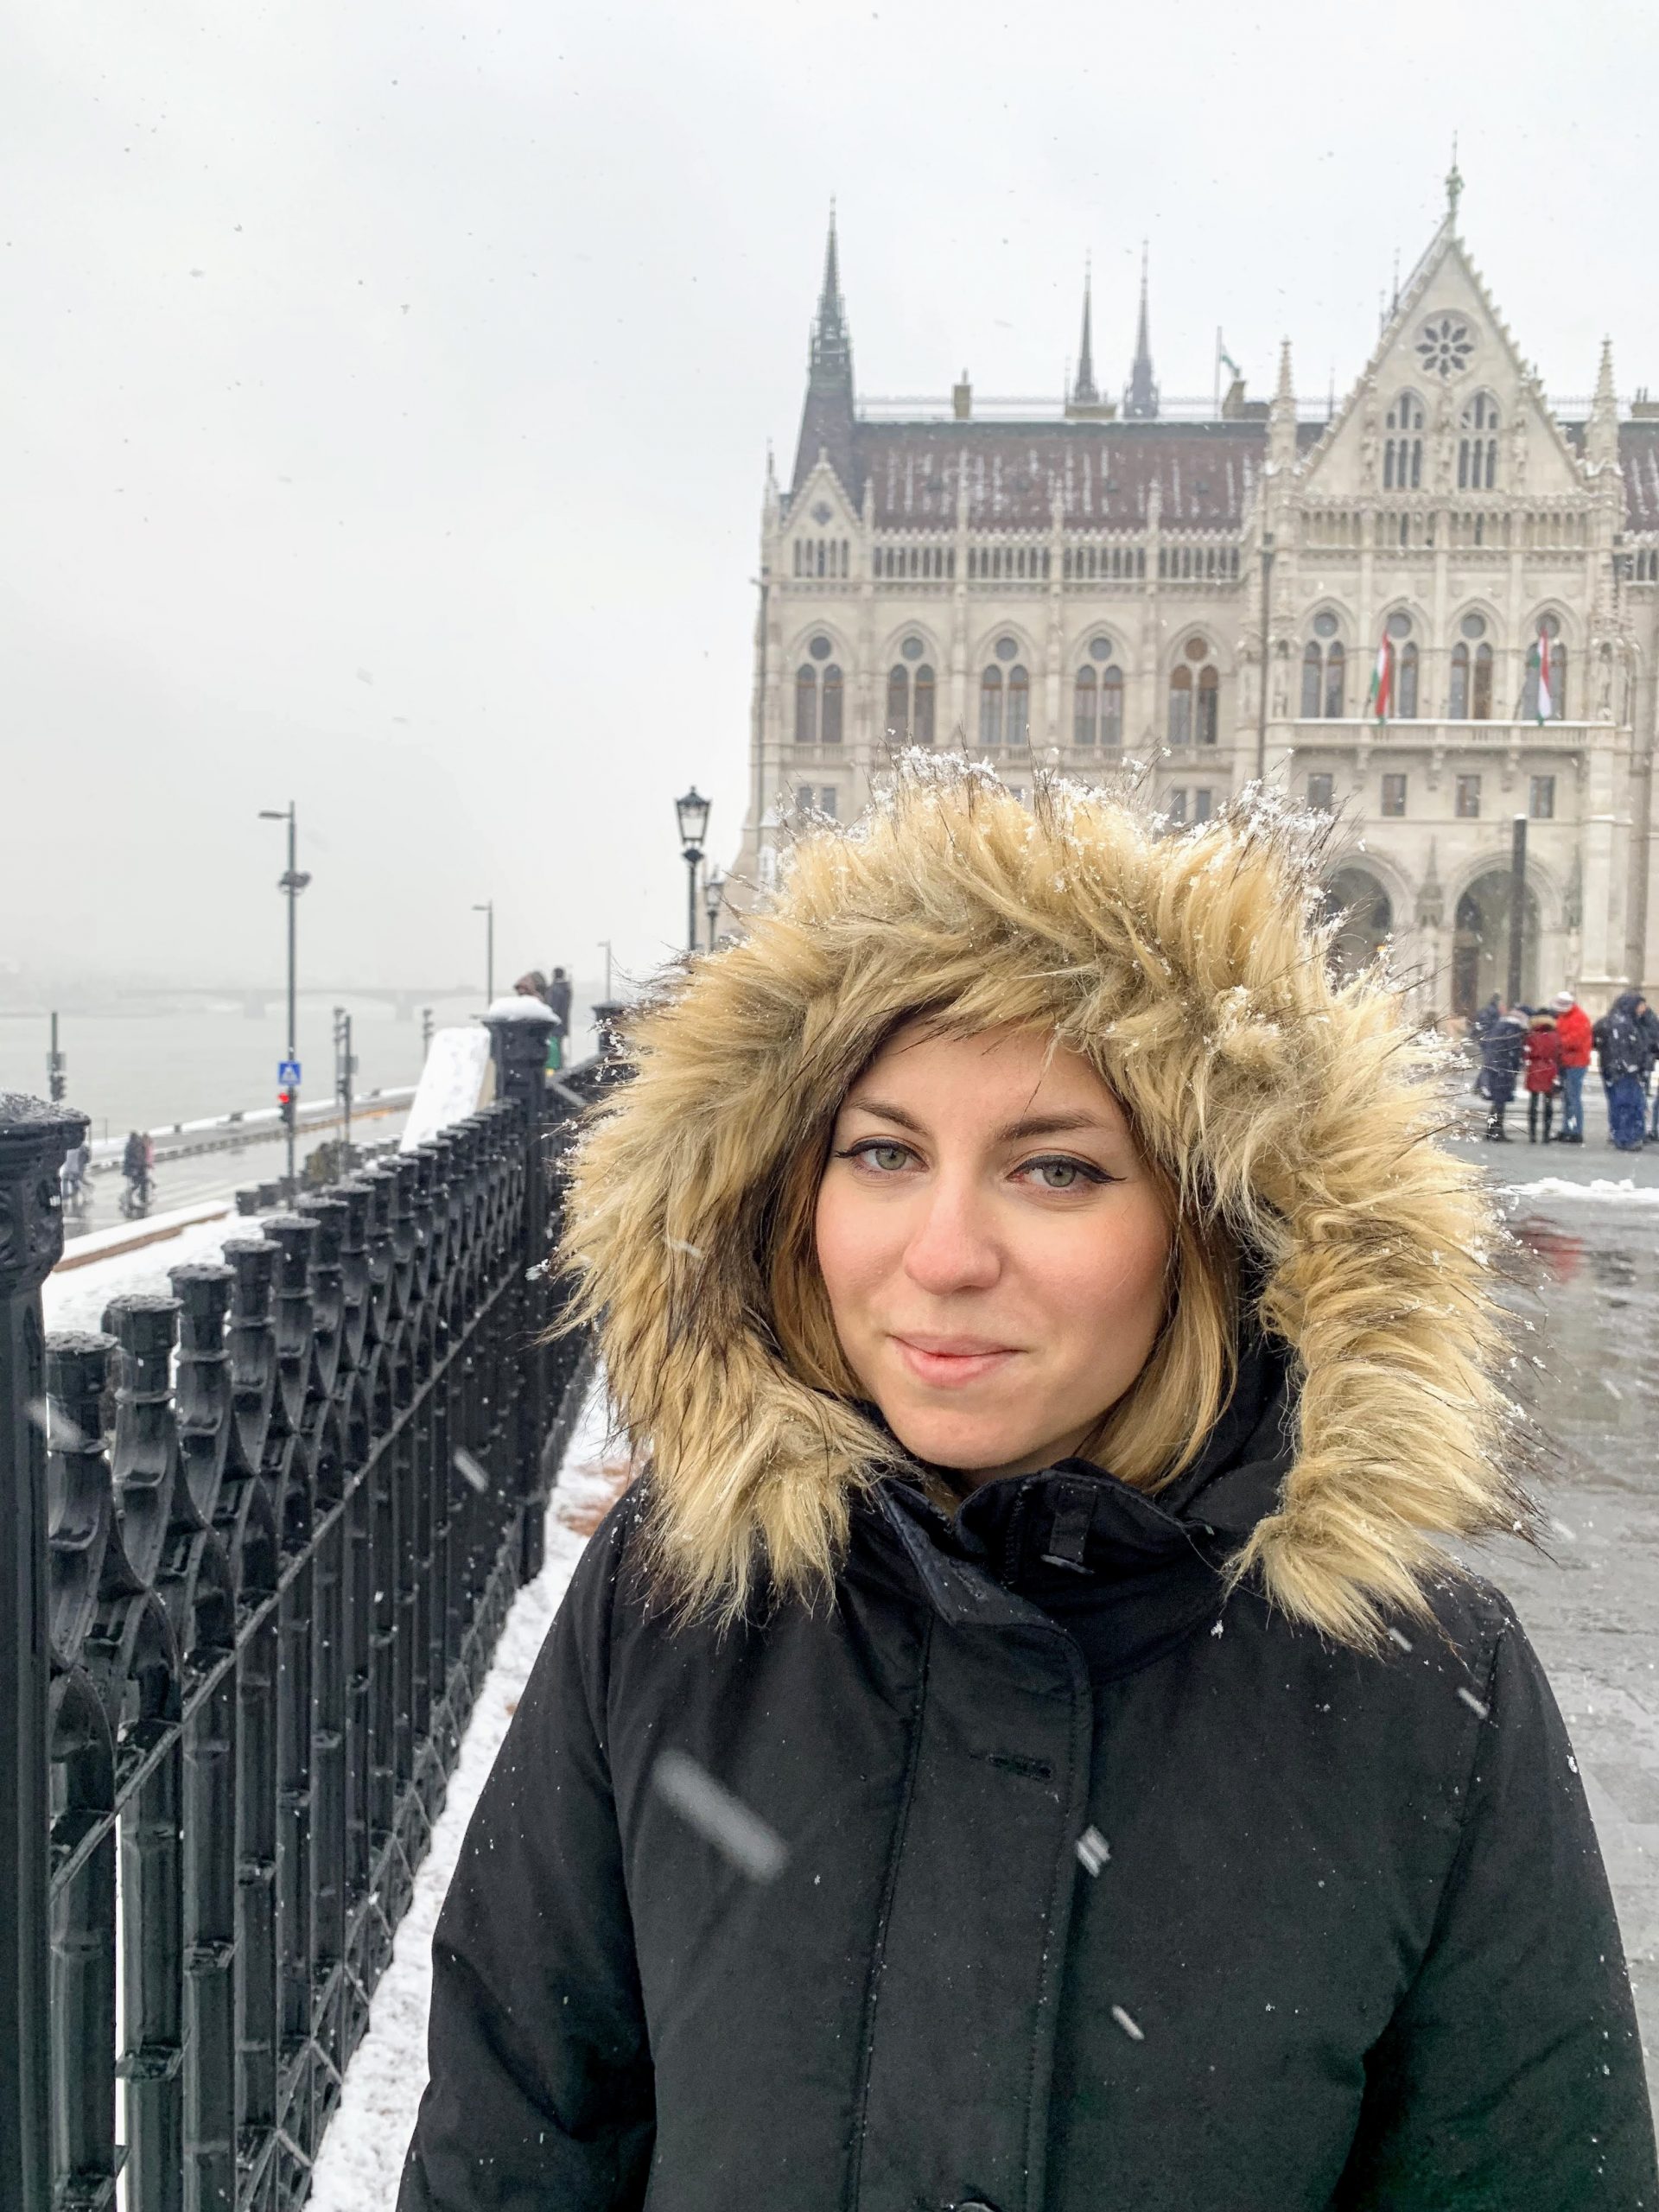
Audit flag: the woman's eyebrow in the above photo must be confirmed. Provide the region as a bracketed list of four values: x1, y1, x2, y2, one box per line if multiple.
[839, 1100, 1112, 1144]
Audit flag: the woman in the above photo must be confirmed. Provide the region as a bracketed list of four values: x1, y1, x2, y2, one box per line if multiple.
[401, 767, 1655, 2210]
[1522, 1006, 1562, 1143]
[1476, 1001, 1526, 1141]
[1595, 991, 1651, 1151]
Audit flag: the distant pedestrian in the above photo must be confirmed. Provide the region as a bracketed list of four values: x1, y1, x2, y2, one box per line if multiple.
[546, 966, 573, 1071]
[1522, 1010, 1561, 1143]
[1553, 990, 1592, 1142]
[1478, 1004, 1526, 1141]
[1641, 995, 1659, 1141]
[1594, 992, 1649, 1150]
[1470, 992, 1500, 1045]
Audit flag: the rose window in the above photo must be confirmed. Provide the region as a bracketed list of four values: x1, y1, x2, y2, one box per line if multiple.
[1415, 315, 1474, 378]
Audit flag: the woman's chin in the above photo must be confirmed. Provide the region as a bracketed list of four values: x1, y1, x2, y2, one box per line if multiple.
[882, 1402, 1046, 1478]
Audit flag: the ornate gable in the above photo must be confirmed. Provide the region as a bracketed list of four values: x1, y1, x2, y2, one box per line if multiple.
[1301, 220, 1581, 502]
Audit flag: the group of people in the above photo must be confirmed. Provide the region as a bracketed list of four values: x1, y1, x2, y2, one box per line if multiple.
[1472, 988, 1659, 1149]
[511, 964, 574, 1067]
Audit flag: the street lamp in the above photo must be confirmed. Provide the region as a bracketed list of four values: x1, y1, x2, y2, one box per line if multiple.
[474, 900, 495, 1004]
[258, 802, 311, 1196]
[674, 786, 711, 954]
[703, 862, 727, 951]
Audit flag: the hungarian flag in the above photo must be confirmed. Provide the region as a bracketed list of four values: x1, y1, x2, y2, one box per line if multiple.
[1366, 632, 1394, 721]
[1528, 630, 1554, 724]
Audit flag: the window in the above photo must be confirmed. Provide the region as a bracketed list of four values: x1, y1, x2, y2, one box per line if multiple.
[1382, 612, 1419, 718]
[1456, 774, 1482, 818]
[1529, 775, 1555, 821]
[1193, 787, 1214, 823]
[1073, 645, 1124, 747]
[1301, 622, 1345, 718]
[1522, 613, 1567, 720]
[1166, 788, 1188, 823]
[1449, 618, 1493, 720]
[820, 664, 842, 745]
[1169, 636, 1219, 747]
[887, 659, 937, 744]
[795, 665, 818, 745]
[1381, 772, 1407, 817]
[1459, 392, 1500, 490]
[1306, 772, 1334, 812]
[795, 634, 836, 744]
[1384, 391, 1425, 490]
[1006, 664, 1030, 744]
[980, 666, 1003, 746]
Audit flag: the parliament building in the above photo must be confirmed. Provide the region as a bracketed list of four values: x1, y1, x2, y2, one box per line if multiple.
[730, 171, 1659, 1016]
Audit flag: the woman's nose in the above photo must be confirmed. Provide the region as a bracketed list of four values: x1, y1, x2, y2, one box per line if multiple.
[900, 1178, 1001, 1295]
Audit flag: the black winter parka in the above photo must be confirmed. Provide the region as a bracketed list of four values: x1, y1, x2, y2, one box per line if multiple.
[399, 1350, 1656, 2212]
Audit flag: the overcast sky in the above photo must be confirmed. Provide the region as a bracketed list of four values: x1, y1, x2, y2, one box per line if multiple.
[3, 0, 1652, 1000]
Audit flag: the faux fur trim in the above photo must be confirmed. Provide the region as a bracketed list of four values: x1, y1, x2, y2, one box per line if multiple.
[557, 759, 1529, 1649]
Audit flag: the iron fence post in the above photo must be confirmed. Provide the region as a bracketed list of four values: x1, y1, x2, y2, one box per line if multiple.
[1, 1093, 89, 2212]
[483, 1007, 556, 1582]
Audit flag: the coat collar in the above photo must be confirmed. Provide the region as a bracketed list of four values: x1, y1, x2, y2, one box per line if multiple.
[866, 1339, 1295, 1678]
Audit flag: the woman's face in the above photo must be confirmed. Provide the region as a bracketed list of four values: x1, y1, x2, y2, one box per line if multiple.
[814, 1020, 1173, 1484]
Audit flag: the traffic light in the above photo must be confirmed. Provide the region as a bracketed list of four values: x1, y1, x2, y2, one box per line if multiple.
[278, 1085, 296, 1125]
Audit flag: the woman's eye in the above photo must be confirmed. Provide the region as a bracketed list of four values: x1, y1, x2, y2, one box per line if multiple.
[840, 1141, 912, 1173]
[1022, 1156, 1102, 1191]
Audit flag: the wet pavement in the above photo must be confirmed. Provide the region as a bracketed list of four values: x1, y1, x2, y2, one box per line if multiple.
[1465, 1182, 1659, 2080]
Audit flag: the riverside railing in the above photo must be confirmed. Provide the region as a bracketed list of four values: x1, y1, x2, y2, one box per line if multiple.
[0, 1004, 605, 2211]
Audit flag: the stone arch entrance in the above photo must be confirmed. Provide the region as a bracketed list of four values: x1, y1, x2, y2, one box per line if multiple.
[1322, 868, 1395, 979]
[1452, 871, 1540, 1017]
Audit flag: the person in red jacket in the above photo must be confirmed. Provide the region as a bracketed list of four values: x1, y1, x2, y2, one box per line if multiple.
[1523, 1010, 1563, 1143]
[1554, 990, 1594, 1143]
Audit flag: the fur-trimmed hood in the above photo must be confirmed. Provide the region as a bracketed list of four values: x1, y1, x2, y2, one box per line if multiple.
[559, 760, 1527, 1649]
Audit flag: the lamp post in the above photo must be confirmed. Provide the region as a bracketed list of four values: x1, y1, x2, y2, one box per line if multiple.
[1506, 813, 1528, 1008]
[258, 802, 310, 1195]
[703, 863, 726, 951]
[474, 900, 495, 1005]
[674, 786, 711, 953]
[1255, 529, 1277, 785]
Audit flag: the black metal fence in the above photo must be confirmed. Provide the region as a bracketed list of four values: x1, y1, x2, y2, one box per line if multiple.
[0, 1007, 601, 2210]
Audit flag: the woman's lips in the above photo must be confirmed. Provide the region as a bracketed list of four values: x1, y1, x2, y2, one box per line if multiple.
[892, 1337, 1020, 1388]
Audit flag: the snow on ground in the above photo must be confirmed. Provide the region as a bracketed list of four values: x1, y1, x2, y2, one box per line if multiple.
[308, 1373, 627, 2212]
[43, 1209, 271, 1334]
[1500, 1177, 1659, 1205]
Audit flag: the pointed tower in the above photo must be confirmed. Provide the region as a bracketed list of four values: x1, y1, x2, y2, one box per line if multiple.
[1586, 338, 1619, 474]
[791, 206, 858, 499]
[1268, 339, 1297, 471]
[1074, 261, 1097, 404]
[1065, 260, 1116, 419]
[1122, 245, 1160, 420]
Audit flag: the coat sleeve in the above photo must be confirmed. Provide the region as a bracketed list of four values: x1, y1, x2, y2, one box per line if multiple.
[397, 1509, 655, 2210]
[1335, 1601, 1657, 2211]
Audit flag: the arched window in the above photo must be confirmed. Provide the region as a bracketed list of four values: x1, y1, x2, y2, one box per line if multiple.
[1170, 636, 1218, 745]
[887, 665, 908, 740]
[1075, 637, 1121, 747]
[1006, 664, 1030, 744]
[913, 664, 935, 746]
[1301, 612, 1344, 718]
[1074, 664, 1097, 746]
[820, 664, 842, 745]
[1522, 613, 1567, 720]
[795, 666, 817, 744]
[1383, 391, 1425, 491]
[1459, 391, 1500, 491]
[1100, 665, 1123, 747]
[980, 667, 1004, 747]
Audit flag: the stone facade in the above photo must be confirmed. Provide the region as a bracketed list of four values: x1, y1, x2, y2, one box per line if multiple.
[732, 189, 1659, 1017]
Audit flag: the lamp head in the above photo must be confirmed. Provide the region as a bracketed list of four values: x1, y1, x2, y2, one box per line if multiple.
[675, 785, 711, 852]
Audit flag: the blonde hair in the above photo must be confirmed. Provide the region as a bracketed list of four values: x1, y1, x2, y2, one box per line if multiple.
[766, 1014, 1239, 1493]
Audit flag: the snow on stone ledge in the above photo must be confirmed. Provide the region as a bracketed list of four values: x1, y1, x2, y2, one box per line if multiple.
[485, 994, 556, 1021]
[306, 1372, 627, 2212]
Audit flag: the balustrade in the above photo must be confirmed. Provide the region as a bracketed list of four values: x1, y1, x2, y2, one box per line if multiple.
[0, 1009, 609, 2210]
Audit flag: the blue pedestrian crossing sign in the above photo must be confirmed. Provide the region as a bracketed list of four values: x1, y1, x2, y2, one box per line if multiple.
[278, 1059, 302, 1085]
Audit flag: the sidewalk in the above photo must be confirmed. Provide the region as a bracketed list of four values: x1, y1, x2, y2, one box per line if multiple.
[306, 1378, 630, 2210]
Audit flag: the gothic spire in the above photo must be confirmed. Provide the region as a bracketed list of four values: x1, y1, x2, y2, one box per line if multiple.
[1072, 258, 1098, 406]
[1268, 339, 1297, 468]
[1586, 336, 1619, 472]
[1123, 243, 1159, 420]
[791, 203, 857, 498]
